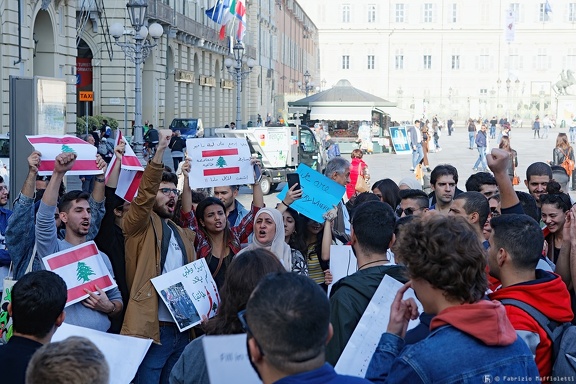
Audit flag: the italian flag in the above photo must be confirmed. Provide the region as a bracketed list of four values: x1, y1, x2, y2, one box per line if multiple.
[27, 135, 101, 176]
[104, 131, 144, 202]
[42, 241, 117, 307]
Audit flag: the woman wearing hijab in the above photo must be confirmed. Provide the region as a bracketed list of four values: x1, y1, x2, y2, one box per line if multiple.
[237, 207, 307, 275]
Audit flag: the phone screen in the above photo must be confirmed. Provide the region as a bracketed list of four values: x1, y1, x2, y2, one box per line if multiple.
[254, 164, 262, 183]
[287, 173, 301, 190]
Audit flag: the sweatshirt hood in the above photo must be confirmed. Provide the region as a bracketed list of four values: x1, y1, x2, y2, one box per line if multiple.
[489, 270, 574, 323]
[430, 300, 517, 346]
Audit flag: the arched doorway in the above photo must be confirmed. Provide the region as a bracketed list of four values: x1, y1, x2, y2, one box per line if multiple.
[165, 46, 175, 124]
[33, 11, 55, 77]
[77, 39, 94, 120]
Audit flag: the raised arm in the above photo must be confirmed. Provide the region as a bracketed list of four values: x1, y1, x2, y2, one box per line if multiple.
[90, 155, 107, 203]
[105, 141, 125, 189]
[487, 148, 520, 210]
[22, 151, 41, 198]
[251, 159, 264, 208]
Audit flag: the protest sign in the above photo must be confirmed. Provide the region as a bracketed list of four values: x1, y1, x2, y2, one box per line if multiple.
[151, 258, 220, 332]
[389, 126, 411, 154]
[187, 138, 254, 188]
[53, 323, 152, 384]
[335, 275, 422, 378]
[42, 241, 117, 307]
[277, 164, 345, 223]
[327, 245, 358, 297]
[27, 135, 101, 175]
[203, 334, 261, 384]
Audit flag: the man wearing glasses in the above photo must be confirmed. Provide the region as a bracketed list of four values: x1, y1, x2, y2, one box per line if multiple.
[121, 129, 197, 384]
[397, 189, 429, 218]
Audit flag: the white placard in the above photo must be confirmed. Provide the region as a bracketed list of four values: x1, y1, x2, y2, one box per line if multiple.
[52, 323, 152, 384]
[151, 259, 220, 332]
[335, 275, 422, 378]
[327, 245, 357, 297]
[203, 334, 261, 384]
[187, 138, 254, 188]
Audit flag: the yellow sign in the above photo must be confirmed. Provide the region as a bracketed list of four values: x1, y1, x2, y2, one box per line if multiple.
[79, 91, 93, 101]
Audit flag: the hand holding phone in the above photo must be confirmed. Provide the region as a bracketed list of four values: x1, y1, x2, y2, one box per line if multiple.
[287, 173, 301, 191]
[253, 164, 262, 183]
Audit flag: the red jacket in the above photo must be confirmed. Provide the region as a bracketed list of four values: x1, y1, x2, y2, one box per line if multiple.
[346, 157, 367, 199]
[489, 271, 573, 382]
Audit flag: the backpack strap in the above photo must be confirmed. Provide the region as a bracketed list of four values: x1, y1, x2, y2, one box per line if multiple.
[500, 298, 555, 340]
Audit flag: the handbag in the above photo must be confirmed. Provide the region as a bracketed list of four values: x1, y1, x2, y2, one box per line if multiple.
[355, 164, 370, 193]
[0, 244, 36, 344]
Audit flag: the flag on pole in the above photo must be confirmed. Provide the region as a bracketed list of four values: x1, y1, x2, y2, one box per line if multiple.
[205, 0, 228, 24]
[545, 0, 552, 15]
[104, 131, 144, 202]
[27, 135, 101, 176]
[504, 9, 515, 43]
[42, 241, 117, 307]
[235, 0, 246, 41]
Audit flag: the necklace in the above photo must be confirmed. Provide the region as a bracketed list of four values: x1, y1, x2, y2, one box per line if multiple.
[358, 259, 389, 270]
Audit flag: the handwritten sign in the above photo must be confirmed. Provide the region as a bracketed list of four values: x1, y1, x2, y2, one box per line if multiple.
[151, 259, 220, 332]
[335, 275, 422, 378]
[187, 138, 254, 188]
[277, 164, 345, 223]
[53, 323, 152, 384]
[327, 245, 358, 298]
[203, 334, 261, 384]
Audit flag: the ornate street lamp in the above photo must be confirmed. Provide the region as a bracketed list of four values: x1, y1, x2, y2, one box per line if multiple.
[225, 41, 255, 129]
[298, 70, 314, 97]
[109, 0, 163, 163]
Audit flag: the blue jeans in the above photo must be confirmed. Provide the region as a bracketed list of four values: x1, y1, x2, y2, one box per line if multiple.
[411, 144, 424, 168]
[474, 147, 488, 170]
[468, 132, 475, 148]
[134, 324, 189, 384]
[489, 125, 496, 138]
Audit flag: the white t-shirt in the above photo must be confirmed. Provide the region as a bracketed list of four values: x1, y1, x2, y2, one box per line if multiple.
[158, 228, 185, 322]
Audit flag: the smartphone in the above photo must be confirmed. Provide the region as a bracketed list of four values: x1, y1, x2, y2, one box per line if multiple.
[287, 173, 301, 190]
[254, 164, 262, 183]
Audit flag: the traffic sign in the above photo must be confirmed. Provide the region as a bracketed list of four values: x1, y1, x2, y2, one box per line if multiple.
[79, 91, 93, 101]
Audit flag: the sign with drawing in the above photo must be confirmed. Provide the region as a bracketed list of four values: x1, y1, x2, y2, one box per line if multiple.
[187, 138, 254, 188]
[151, 258, 220, 332]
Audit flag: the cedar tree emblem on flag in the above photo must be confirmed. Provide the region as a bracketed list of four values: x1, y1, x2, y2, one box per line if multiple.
[76, 261, 96, 283]
[202, 149, 240, 176]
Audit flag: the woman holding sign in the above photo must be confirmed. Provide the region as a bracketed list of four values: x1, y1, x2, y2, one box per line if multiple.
[180, 160, 264, 287]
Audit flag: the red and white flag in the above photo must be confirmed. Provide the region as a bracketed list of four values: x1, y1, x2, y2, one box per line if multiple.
[42, 241, 117, 307]
[27, 135, 101, 176]
[104, 131, 144, 202]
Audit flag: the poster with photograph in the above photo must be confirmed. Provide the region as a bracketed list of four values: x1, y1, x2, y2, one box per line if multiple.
[151, 259, 220, 332]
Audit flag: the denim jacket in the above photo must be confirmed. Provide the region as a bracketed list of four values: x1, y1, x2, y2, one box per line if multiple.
[366, 326, 539, 383]
[6, 193, 105, 279]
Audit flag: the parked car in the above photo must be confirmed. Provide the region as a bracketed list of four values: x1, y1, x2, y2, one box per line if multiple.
[169, 118, 204, 139]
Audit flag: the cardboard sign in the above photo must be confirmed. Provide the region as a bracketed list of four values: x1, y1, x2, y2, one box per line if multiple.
[187, 138, 254, 188]
[151, 258, 220, 332]
[203, 334, 261, 384]
[27, 135, 101, 176]
[42, 242, 117, 307]
[53, 323, 152, 384]
[326, 245, 358, 297]
[277, 164, 345, 223]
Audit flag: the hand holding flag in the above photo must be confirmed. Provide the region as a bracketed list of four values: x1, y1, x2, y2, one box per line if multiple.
[54, 152, 77, 174]
[104, 132, 144, 202]
[82, 285, 116, 314]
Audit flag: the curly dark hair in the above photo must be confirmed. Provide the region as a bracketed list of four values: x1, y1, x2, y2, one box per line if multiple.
[394, 215, 487, 304]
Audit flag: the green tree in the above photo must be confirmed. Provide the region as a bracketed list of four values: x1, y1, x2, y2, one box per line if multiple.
[76, 262, 96, 283]
[216, 156, 227, 168]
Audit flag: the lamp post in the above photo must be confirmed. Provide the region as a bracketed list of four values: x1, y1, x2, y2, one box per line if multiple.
[109, 0, 163, 163]
[298, 70, 314, 97]
[224, 41, 255, 130]
[506, 78, 511, 120]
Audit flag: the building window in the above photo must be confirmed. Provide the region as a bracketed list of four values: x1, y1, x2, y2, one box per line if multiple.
[367, 4, 376, 23]
[539, 3, 550, 22]
[367, 55, 375, 69]
[451, 55, 460, 69]
[342, 55, 350, 69]
[395, 3, 405, 23]
[510, 3, 520, 22]
[423, 3, 433, 23]
[423, 55, 432, 69]
[536, 49, 547, 70]
[342, 4, 350, 23]
[450, 3, 457, 23]
[570, 3, 576, 22]
[395, 55, 404, 69]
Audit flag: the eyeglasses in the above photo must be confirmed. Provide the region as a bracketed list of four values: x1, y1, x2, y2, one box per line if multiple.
[396, 206, 424, 216]
[238, 309, 265, 357]
[159, 188, 180, 196]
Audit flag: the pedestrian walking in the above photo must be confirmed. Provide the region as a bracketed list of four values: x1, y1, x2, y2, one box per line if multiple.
[533, 117, 541, 139]
[473, 124, 488, 171]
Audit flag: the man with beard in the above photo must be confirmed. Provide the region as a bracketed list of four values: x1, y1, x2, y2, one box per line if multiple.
[325, 201, 406, 366]
[213, 185, 248, 227]
[524, 162, 553, 219]
[35, 153, 123, 332]
[121, 129, 196, 384]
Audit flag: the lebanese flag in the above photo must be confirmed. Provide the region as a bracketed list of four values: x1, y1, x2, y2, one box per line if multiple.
[27, 135, 101, 176]
[104, 131, 144, 202]
[42, 241, 117, 307]
[202, 148, 241, 177]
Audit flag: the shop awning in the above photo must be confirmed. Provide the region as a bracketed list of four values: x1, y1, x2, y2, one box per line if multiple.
[377, 107, 414, 123]
[309, 106, 374, 121]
